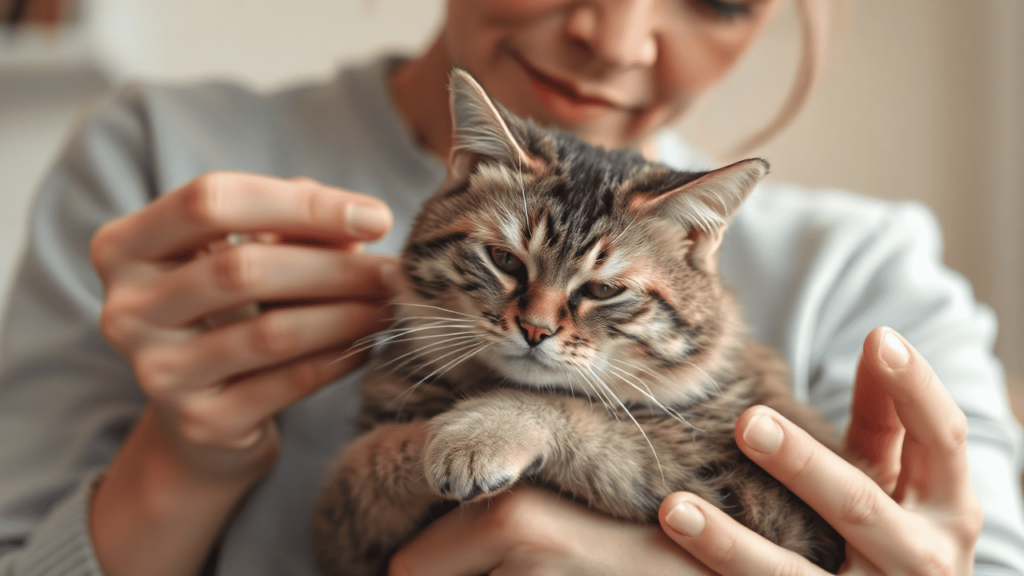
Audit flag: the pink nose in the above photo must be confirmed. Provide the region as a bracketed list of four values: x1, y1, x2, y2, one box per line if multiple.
[517, 317, 555, 347]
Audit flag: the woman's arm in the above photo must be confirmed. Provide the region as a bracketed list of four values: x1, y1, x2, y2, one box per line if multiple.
[0, 87, 396, 576]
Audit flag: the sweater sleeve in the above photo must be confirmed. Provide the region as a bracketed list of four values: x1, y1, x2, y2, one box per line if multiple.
[804, 199, 1024, 573]
[0, 87, 153, 574]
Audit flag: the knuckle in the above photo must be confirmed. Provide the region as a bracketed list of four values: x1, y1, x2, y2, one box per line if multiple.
[89, 223, 120, 275]
[99, 295, 135, 347]
[706, 528, 740, 568]
[907, 545, 955, 576]
[178, 410, 217, 447]
[484, 490, 543, 537]
[944, 411, 970, 453]
[957, 493, 985, 541]
[251, 312, 300, 357]
[212, 245, 261, 293]
[838, 480, 883, 527]
[133, 348, 180, 396]
[183, 172, 231, 226]
[304, 188, 342, 226]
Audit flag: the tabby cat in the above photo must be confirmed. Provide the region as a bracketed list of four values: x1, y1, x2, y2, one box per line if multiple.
[311, 68, 844, 575]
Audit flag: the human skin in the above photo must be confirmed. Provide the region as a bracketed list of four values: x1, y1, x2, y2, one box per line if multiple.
[86, 0, 982, 575]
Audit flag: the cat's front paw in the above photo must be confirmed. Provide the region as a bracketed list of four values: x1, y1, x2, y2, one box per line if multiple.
[424, 410, 548, 502]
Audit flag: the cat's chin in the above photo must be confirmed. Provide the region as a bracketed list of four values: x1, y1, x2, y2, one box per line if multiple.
[487, 355, 576, 390]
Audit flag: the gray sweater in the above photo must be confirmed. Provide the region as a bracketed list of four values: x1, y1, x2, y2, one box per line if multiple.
[2, 56, 1023, 575]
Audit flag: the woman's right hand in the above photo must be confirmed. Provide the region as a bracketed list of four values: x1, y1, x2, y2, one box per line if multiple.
[90, 171, 395, 481]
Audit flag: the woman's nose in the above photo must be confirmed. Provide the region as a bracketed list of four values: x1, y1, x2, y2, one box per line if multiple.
[566, 0, 659, 68]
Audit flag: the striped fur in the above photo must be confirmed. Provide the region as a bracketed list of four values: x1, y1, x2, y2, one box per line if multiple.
[312, 69, 845, 575]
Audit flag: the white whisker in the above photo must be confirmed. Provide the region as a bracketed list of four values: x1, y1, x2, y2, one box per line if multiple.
[383, 334, 483, 374]
[584, 363, 665, 484]
[389, 302, 478, 319]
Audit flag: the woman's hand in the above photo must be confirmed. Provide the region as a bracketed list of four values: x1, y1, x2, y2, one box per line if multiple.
[389, 485, 715, 576]
[89, 172, 395, 576]
[659, 326, 984, 575]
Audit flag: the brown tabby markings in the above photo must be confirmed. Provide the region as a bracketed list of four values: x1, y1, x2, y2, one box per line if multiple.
[312, 69, 845, 575]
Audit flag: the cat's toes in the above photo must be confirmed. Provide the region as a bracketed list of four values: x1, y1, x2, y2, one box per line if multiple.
[424, 435, 544, 502]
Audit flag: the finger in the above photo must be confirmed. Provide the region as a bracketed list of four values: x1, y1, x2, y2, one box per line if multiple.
[389, 500, 500, 576]
[101, 172, 392, 261]
[861, 326, 971, 504]
[136, 302, 390, 396]
[659, 492, 828, 576]
[175, 342, 374, 448]
[847, 344, 905, 493]
[135, 245, 395, 325]
[734, 405, 927, 573]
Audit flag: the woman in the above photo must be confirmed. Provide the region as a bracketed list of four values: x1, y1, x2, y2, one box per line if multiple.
[0, 0, 1020, 574]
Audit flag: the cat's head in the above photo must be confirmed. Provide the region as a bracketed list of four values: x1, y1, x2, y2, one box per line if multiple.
[395, 68, 767, 406]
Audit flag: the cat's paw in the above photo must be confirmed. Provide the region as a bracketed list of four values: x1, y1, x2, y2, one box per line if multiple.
[424, 410, 548, 502]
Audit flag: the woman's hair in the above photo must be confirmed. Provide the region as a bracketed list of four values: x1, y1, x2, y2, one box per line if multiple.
[731, 0, 832, 155]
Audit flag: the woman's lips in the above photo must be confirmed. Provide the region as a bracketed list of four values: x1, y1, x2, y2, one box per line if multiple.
[513, 54, 625, 125]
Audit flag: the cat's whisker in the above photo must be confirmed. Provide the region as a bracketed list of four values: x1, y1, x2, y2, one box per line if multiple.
[394, 343, 492, 418]
[384, 334, 485, 376]
[392, 316, 478, 325]
[329, 327, 481, 366]
[681, 361, 723, 395]
[388, 302, 479, 319]
[602, 363, 699, 431]
[349, 318, 470, 348]
[379, 332, 482, 372]
[395, 341, 487, 393]
[350, 323, 472, 350]
[569, 366, 608, 413]
[574, 365, 618, 419]
[585, 363, 666, 485]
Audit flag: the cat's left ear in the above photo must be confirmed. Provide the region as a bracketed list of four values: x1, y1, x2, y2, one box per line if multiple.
[445, 68, 544, 187]
[635, 158, 769, 272]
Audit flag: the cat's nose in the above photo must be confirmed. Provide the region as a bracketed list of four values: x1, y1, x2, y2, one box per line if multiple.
[517, 317, 556, 347]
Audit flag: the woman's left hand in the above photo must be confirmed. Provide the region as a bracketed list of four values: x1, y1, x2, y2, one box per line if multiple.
[389, 484, 714, 576]
[659, 326, 984, 575]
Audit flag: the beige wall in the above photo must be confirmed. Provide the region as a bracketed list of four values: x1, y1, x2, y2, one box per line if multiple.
[678, 1, 1024, 383]
[2, 0, 1021, 384]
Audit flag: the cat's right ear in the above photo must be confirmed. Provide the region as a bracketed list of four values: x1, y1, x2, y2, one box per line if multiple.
[445, 68, 544, 187]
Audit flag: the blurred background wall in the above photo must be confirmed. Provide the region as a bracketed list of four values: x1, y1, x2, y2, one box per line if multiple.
[1, 0, 1021, 397]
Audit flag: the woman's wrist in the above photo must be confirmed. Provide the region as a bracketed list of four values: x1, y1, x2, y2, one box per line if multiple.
[90, 406, 273, 576]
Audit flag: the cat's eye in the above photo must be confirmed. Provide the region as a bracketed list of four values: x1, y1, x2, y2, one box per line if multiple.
[583, 281, 624, 300]
[489, 247, 525, 275]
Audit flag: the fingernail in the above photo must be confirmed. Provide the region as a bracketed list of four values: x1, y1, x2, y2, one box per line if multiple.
[743, 414, 783, 454]
[879, 328, 910, 369]
[666, 503, 705, 537]
[348, 205, 390, 237]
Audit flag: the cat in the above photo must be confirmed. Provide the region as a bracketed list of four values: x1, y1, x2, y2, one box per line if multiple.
[311, 68, 845, 575]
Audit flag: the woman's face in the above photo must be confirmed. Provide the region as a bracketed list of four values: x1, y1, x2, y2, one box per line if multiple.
[441, 0, 783, 149]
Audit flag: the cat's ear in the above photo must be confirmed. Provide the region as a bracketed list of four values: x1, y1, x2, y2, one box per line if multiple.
[635, 158, 769, 271]
[446, 68, 543, 185]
